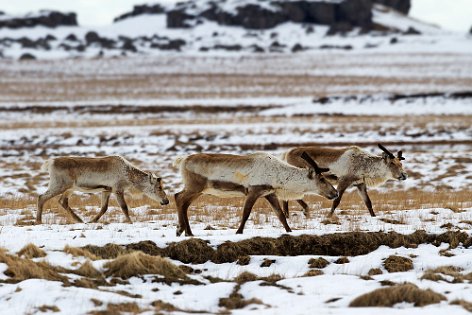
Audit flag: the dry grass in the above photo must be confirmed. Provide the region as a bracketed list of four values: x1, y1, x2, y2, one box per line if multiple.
[37, 305, 60, 312]
[308, 257, 329, 269]
[89, 302, 142, 315]
[103, 251, 187, 280]
[0, 248, 67, 283]
[64, 245, 100, 260]
[73, 260, 102, 278]
[421, 266, 472, 283]
[451, 299, 472, 312]
[349, 283, 446, 307]
[304, 269, 324, 277]
[17, 243, 46, 259]
[383, 255, 414, 273]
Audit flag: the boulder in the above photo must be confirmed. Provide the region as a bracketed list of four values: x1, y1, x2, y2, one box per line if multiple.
[85, 31, 115, 48]
[0, 10, 77, 29]
[19, 53, 36, 60]
[167, 10, 195, 28]
[150, 39, 186, 50]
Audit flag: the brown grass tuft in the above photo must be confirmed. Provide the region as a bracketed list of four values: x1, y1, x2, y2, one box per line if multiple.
[421, 266, 465, 283]
[103, 252, 187, 280]
[219, 283, 263, 310]
[260, 258, 276, 267]
[236, 255, 251, 265]
[383, 255, 413, 273]
[64, 245, 100, 260]
[0, 249, 67, 283]
[334, 257, 350, 264]
[82, 244, 128, 260]
[308, 257, 329, 269]
[234, 272, 258, 284]
[17, 243, 46, 259]
[73, 260, 102, 278]
[165, 238, 214, 264]
[90, 302, 142, 315]
[367, 268, 383, 276]
[37, 305, 60, 312]
[349, 283, 446, 307]
[304, 269, 324, 277]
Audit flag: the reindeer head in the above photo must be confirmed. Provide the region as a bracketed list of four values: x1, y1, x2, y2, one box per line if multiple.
[301, 152, 339, 200]
[378, 144, 408, 181]
[145, 173, 169, 205]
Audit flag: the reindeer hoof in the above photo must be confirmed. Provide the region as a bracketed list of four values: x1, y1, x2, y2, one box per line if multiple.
[176, 228, 184, 237]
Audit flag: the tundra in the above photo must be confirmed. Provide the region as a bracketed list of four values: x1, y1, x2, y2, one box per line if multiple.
[37, 155, 169, 224]
[282, 144, 407, 217]
[173, 152, 338, 236]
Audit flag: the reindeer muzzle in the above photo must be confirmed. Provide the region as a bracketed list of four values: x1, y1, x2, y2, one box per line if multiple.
[161, 199, 170, 205]
[399, 173, 408, 181]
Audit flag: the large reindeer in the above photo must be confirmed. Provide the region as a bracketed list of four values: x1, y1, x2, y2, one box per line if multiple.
[37, 156, 169, 224]
[282, 144, 407, 217]
[173, 152, 338, 236]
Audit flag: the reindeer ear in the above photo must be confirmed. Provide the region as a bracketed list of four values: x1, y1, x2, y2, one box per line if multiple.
[397, 150, 405, 160]
[301, 151, 328, 175]
[307, 169, 314, 179]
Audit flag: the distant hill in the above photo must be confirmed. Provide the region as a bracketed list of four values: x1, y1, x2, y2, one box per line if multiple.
[0, 0, 451, 60]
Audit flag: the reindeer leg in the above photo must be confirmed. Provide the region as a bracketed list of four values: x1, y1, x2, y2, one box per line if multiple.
[296, 199, 310, 218]
[59, 190, 84, 223]
[329, 178, 352, 217]
[236, 191, 260, 235]
[356, 183, 376, 217]
[116, 191, 132, 223]
[90, 191, 111, 223]
[36, 186, 68, 224]
[266, 193, 292, 232]
[282, 200, 289, 217]
[175, 190, 200, 237]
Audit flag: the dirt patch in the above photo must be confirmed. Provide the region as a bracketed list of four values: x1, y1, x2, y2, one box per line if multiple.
[349, 283, 446, 307]
[104, 252, 187, 280]
[17, 243, 46, 259]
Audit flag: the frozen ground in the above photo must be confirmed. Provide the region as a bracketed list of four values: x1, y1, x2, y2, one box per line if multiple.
[0, 43, 471, 314]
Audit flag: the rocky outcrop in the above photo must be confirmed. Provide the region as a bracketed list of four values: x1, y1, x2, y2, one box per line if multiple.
[113, 4, 165, 22]
[166, 0, 373, 30]
[373, 0, 411, 14]
[0, 11, 77, 29]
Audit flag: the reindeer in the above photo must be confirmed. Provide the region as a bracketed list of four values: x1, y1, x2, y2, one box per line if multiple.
[37, 156, 169, 224]
[173, 152, 338, 236]
[282, 144, 407, 217]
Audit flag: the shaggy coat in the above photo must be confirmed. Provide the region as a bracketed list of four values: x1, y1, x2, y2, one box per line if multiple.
[282, 145, 407, 217]
[37, 155, 169, 224]
[173, 152, 338, 236]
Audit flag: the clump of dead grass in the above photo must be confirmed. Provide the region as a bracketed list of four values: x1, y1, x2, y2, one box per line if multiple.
[90, 302, 142, 315]
[73, 260, 102, 278]
[367, 268, 382, 276]
[37, 305, 60, 312]
[421, 266, 472, 283]
[82, 244, 128, 260]
[383, 255, 413, 273]
[219, 283, 263, 310]
[234, 272, 258, 284]
[236, 255, 251, 265]
[64, 245, 100, 260]
[308, 257, 329, 269]
[304, 269, 324, 277]
[165, 238, 214, 264]
[349, 283, 446, 307]
[0, 248, 67, 283]
[17, 243, 46, 259]
[103, 252, 187, 280]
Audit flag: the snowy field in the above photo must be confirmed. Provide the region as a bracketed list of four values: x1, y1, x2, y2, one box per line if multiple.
[0, 47, 471, 314]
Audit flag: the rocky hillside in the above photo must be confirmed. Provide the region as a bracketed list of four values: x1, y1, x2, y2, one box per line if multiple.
[0, 0, 450, 60]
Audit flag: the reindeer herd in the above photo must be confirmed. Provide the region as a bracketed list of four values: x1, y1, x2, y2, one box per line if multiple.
[36, 144, 407, 235]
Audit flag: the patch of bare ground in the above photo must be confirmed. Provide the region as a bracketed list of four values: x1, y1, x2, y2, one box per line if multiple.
[81, 230, 472, 264]
[349, 283, 446, 307]
[383, 255, 414, 273]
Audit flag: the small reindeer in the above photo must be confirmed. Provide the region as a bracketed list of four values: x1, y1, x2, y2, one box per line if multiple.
[173, 152, 337, 236]
[282, 144, 407, 217]
[37, 156, 169, 224]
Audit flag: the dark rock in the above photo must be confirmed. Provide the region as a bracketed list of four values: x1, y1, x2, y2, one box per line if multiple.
[337, 0, 373, 28]
[114, 4, 165, 22]
[0, 10, 77, 29]
[85, 31, 115, 48]
[327, 22, 353, 35]
[319, 44, 353, 50]
[390, 37, 398, 44]
[121, 39, 137, 52]
[373, 0, 411, 14]
[167, 10, 195, 28]
[235, 4, 286, 29]
[19, 53, 36, 60]
[65, 33, 78, 41]
[291, 43, 305, 52]
[404, 26, 421, 35]
[213, 44, 242, 51]
[45, 34, 56, 41]
[250, 44, 265, 52]
[85, 31, 100, 44]
[150, 39, 186, 51]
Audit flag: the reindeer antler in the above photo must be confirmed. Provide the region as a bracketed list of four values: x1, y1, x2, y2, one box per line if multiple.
[378, 144, 395, 159]
[301, 152, 329, 174]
